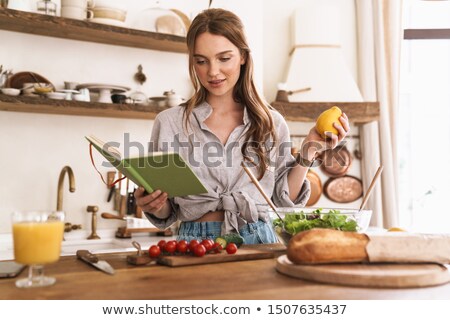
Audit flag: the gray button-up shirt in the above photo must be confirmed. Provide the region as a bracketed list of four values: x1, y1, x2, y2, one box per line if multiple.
[145, 102, 310, 234]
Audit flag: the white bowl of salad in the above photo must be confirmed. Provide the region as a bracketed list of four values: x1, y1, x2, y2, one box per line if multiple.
[269, 207, 372, 246]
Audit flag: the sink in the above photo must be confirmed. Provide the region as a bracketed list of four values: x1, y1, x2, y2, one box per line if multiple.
[0, 232, 136, 260]
[60, 238, 136, 256]
[0, 230, 174, 260]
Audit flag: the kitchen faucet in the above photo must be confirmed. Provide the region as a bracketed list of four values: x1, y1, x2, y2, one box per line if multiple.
[57, 166, 76, 211]
[56, 166, 77, 237]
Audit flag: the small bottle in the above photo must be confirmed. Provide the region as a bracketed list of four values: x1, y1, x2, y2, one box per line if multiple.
[37, 0, 57, 16]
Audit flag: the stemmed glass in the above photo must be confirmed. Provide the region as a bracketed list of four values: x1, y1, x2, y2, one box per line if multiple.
[12, 211, 65, 288]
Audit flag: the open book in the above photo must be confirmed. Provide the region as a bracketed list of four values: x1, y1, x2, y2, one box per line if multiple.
[86, 135, 208, 197]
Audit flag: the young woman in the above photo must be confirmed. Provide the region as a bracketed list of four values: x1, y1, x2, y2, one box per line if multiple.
[135, 8, 350, 244]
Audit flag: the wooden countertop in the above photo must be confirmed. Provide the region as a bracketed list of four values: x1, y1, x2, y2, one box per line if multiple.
[1, 244, 450, 299]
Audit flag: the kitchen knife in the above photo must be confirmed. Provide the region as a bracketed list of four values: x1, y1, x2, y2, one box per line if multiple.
[76, 250, 115, 275]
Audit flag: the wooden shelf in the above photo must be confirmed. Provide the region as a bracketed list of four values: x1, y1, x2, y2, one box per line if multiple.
[0, 94, 167, 119]
[1, 95, 381, 122]
[0, 8, 187, 53]
[271, 101, 380, 124]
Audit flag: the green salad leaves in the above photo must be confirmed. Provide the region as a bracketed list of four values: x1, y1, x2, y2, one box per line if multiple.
[272, 208, 358, 235]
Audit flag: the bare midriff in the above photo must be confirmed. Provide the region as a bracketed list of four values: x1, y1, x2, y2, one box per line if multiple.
[193, 210, 225, 222]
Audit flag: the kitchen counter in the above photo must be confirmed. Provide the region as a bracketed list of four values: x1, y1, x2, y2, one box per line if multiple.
[1, 244, 450, 299]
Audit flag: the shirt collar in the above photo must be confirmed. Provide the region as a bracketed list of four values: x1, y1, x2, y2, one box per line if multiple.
[192, 101, 250, 126]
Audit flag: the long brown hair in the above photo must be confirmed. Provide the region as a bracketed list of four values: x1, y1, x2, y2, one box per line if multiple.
[184, 8, 276, 179]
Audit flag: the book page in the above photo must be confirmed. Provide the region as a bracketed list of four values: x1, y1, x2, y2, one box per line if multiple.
[87, 134, 122, 160]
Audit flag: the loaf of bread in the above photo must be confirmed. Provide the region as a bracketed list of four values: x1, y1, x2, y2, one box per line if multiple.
[287, 229, 369, 264]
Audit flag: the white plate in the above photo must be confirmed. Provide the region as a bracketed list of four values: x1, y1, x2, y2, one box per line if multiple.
[128, 7, 186, 35]
[46, 92, 66, 100]
[1, 88, 21, 96]
[155, 14, 186, 36]
[87, 17, 126, 27]
[76, 83, 130, 93]
[57, 89, 80, 93]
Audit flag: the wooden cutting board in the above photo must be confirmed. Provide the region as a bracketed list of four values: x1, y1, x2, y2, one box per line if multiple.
[158, 247, 274, 267]
[276, 255, 450, 288]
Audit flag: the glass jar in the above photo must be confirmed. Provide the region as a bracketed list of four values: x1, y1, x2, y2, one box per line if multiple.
[37, 0, 57, 16]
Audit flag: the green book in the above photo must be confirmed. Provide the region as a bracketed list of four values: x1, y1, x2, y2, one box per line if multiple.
[85, 134, 208, 197]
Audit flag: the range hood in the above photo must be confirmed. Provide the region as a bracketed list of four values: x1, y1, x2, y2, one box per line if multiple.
[283, 5, 363, 102]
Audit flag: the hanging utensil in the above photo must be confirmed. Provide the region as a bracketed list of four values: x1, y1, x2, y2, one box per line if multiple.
[29, 72, 43, 87]
[241, 161, 299, 245]
[240, 161, 283, 221]
[359, 166, 384, 211]
[134, 64, 147, 85]
[324, 175, 363, 203]
[275, 87, 311, 102]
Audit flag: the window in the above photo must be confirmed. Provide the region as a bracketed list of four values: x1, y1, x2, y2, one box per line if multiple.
[399, 0, 450, 233]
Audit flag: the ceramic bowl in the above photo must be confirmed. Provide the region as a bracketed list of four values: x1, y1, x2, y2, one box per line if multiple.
[92, 7, 127, 22]
[46, 92, 67, 100]
[73, 93, 86, 101]
[34, 84, 54, 94]
[22, 82, 38, 95]
[1, 88, 21, 96]
[64, 81, 79, 90]
[269, 207, 372, 246]
[94, 0, 126, 10]
[149, 96, 167, 107]
[111, 93, 127, 104]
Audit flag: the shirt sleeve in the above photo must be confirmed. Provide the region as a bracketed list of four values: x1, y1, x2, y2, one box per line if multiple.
[143, 113, 179, 229]
[271, 112, 311, 207]
[144, 199, 179, 230]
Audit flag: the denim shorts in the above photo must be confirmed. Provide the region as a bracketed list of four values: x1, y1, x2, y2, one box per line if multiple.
[177, 220, 277, 244]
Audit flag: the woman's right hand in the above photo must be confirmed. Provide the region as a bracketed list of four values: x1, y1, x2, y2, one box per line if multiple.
[300, 113, 350, 159]
[134, 187, 169, 216]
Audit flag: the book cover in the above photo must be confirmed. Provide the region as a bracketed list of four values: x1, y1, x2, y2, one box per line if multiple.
[86, 135, 208, 197]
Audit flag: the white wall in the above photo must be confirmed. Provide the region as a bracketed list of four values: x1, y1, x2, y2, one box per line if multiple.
[263, 0, 359, 103]
[0, 0, 263, 233]
[0, 0, 358, 233]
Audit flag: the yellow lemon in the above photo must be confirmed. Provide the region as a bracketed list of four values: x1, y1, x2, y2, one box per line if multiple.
[387, 227, 406, 232]
[315, 106, 343, 139]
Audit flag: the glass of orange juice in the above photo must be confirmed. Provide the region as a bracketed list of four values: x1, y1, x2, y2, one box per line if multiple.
[12, 211, 65, 288]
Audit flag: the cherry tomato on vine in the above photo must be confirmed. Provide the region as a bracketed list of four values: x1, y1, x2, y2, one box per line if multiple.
[189, 239, 200, 252]
[177, 240, 189, 254]
[148, 245, 161, 258]
[212, 243, 223, 254]
[164, 241, 177, 254]
[226, 243, 238, 254]
[194, 244, 206, 257]
[157, 240, 166, 251]
[201, 239, 213, 251]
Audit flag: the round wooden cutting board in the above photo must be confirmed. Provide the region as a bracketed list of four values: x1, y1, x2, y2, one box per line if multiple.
[306, 169, 322, 206]
[323, 175, 363, 203]
[276, 255, 450, 288]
